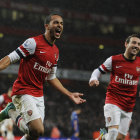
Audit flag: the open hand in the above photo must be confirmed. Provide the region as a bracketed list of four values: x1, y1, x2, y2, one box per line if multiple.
[69, 92, 86, 104]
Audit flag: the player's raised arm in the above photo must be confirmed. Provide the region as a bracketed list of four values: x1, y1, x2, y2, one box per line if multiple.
[0, 49, 21, 71]
[0, 38, 36, 72]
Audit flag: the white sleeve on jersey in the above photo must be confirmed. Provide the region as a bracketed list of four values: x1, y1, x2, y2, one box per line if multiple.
[21, 38, 36, 55]
[8, 38, 36, 63]
[89, 68, 101, 82]
[0, 95, 4, 104]
[46, 66, 57, 80]
[99, 56, 112, 73]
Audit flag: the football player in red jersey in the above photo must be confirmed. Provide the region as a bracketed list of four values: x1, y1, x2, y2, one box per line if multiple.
[89, 34, 140, 140]
[0, 87, 12, 111]
[0, 13, 86, 140]
[0, 87, 15, 140]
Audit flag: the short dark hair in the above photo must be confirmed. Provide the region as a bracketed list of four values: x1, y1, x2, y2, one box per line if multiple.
[44, 13, 62, 25]
[125, 34, 140, 43]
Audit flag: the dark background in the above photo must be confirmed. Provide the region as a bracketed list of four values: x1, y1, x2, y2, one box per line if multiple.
[0, 0, 140, 139]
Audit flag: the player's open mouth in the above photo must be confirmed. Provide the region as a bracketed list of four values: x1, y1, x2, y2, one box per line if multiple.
[55, 28, 61, 36]
[132, 46, 139, 51]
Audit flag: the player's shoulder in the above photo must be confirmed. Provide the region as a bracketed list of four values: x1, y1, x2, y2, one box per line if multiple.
[112, 54, 123, 60]
[31, 34, 43, 41]
[71, 111, 76, 116]
[112, 54, 122, 58]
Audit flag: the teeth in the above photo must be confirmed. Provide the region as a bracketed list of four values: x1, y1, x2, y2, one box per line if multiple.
[57, 28, 61, 31]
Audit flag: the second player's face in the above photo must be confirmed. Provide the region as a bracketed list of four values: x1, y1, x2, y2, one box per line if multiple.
[125, 37, 140, 56]
[48, 15, 63, 39]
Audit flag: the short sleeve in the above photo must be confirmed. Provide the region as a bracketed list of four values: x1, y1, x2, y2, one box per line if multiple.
[99, 56, 112, 73]
[16, 38, 36, 58]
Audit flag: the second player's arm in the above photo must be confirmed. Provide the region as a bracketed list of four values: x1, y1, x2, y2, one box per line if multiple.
[89, 56, 112, 87]
[89, 68, 101, 87]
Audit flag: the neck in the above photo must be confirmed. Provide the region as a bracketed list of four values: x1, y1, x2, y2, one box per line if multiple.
[44, 32, 56, 45]
[124, 52, 136, 60]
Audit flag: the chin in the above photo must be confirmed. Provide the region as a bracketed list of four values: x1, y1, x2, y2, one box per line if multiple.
[55, 36, 61, 39]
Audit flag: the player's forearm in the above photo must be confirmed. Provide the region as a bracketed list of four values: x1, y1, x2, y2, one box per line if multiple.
[0, 56, 11, 71]
[48, 78, 72, 97]
[89, 68, 101, 82]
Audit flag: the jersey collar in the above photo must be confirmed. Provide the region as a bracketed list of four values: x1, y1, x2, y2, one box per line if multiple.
[122, 54, 136, 62]
[43, 34, 53, 46]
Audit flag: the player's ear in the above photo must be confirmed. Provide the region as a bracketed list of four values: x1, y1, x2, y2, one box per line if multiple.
[44, 24, 49, 30]
[124, 41, 127, 49]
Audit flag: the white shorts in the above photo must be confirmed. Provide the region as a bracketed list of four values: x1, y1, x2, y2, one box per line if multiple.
[104, 104, 132, 135]
[12, 94, 45, 124]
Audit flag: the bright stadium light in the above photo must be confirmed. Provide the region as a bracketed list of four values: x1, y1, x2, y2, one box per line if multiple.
[99, 44, 104, 49]
[0, 33, 4, 38]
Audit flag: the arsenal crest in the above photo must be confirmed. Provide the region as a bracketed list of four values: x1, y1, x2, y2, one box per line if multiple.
[136, 67, 140, 73]
[107, 117, 111, 123]
[27, 110, 33, 116]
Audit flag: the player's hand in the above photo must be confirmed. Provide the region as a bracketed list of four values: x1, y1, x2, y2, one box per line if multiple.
[69, 92, 86, 104]
[89, 80, 99, 87]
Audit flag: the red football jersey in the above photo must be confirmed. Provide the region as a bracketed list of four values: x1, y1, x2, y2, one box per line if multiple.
[0, 94, 12, 111]
[12, 35, 59, 97]
[100, 54, 140, 112]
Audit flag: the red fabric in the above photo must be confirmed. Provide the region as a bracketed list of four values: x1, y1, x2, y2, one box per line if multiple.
[104, 54, 140, 112]
[0, 94, 12, 111]
[12, 35, 59, 97]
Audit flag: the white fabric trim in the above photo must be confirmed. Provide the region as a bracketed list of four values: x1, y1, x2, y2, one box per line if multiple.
[18, 47, 26, 57]
[46, 66, 57, 80]
[8, 51, 20, 63]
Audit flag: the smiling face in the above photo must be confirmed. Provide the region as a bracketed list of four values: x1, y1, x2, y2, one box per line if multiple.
[124, 36, 140, 59]
[45, 15, 63, 42]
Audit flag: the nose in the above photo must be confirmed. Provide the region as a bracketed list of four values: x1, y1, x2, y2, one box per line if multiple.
[58, 22, 63, 27]
[58, 23, 62, 28]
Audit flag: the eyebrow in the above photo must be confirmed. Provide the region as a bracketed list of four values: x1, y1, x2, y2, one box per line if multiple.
[53, 20, 63, 23]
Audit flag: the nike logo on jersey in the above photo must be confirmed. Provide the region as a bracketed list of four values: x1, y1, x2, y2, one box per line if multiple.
[116, 66, 122, 68]
[40, 51, 46, 53]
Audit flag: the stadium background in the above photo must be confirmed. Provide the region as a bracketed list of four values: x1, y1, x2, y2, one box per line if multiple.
[0, 0, 140, 139]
